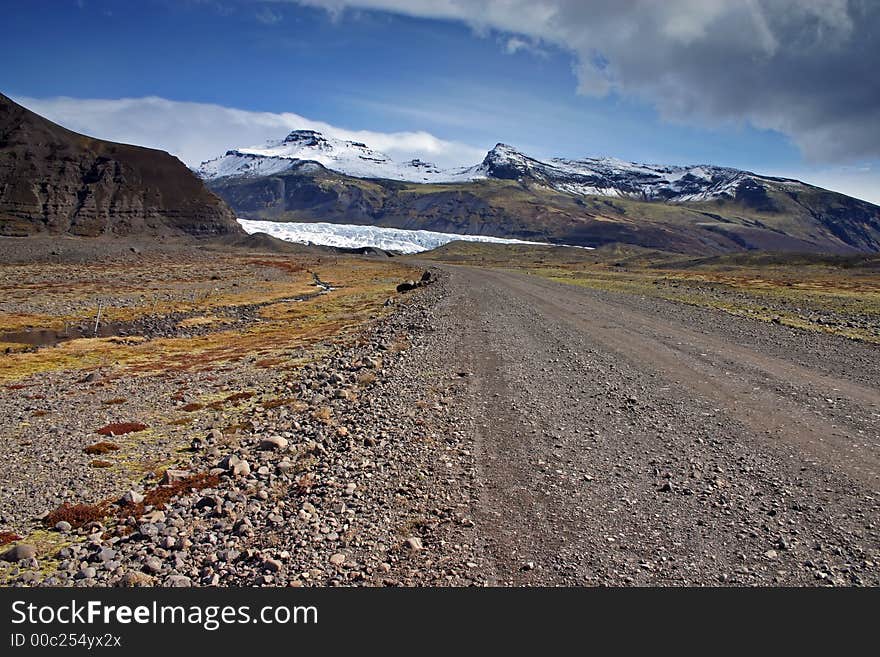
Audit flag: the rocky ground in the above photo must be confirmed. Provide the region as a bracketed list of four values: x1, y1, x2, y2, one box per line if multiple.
[1, 273, 484, 586]
[1, 258, 878, 587]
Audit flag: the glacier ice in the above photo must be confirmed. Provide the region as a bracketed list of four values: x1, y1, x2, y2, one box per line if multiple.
[237, 219, 581, 254]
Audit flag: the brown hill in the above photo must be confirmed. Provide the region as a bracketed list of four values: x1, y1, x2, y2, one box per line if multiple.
[0, 93, 242, 237]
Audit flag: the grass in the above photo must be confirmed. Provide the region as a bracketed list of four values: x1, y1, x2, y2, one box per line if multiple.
[96, 422, 148, 436]
[44, 502, 111, 529]
[83, 441, 120, 455]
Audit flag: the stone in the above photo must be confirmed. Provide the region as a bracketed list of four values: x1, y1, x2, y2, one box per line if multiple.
[54, 520, 72, 533]
[166, 575, 192, 587]
[329, 553, 346, 566]
[140, 510, 166, 524]
[231, 460, 251, 477]
[263, 558, 283, 573]
[764, 550, 778, 560]
[1, 544, 36, 562]
[143, 556, 163, 574]
[259, 436, 289, 451]
[161, 469, 191, 485]
[76, 566, 97, 580]
[404, 537, 423, 552]
[121, 490, 145, 505]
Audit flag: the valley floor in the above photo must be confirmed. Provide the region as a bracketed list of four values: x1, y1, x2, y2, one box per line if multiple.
[1, 242, 878, 586]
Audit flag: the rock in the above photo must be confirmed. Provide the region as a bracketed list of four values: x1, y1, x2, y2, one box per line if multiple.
[259, 436, 289, 451]
[263, 558, 283, 573]
[121, 489, 145, 505]
[329, 553, 346, 566]
[76, 566, 97, 580]
[232, 460, 251, 477]
[1, 544, 36, 562]
[83, 371, 102, 383]
[161, 469, 191, 485]
[120, 570, 155, 587]
[143, 556, 163, 574]
[54, 520, 72, 533]
[659, 482, 674, 493]
[764, 549, 778, 560]
[404, 537, 423, 552]
[166, 575, 192, 587]
[140, 510, 166, 524]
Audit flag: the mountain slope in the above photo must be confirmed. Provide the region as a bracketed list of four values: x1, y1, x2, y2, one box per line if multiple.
[0, 93, 242, 237]
[201, 130, 880, 255]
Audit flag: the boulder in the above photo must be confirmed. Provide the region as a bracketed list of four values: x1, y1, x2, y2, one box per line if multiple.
[1, 544, 37, 562]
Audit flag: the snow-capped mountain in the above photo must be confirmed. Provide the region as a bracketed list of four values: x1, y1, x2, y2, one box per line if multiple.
[474, 143, 805, 203]
[197, 129, 480, 183]
[198, 130, 805, 203]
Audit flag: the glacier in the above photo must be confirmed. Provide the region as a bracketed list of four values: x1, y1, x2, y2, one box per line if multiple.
[237, 219, 580, 254]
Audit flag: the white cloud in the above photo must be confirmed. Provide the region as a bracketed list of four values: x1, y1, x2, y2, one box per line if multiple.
[12, 94, 485, 169]
[291, 0, 880, 163]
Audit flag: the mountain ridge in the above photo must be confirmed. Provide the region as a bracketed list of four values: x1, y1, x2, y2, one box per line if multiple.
[202, 129, 880, 255]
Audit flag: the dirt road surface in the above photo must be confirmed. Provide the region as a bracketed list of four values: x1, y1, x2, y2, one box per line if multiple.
[423, 265, 880, 586]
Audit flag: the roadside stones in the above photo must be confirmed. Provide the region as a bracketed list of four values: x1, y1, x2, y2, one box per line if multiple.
[1, 544, 36, 562]
[166, 575, 192, 587]
[143, 556, 163, 574]
[121, 489, 145, 505]
[263, 558, 283, 573]
[161, 469, 191, 485]
[119, 570, 154, 587]
[222, 454, 251, 477]
[76, 566, 97, 580]
[259, 435, 289, 451]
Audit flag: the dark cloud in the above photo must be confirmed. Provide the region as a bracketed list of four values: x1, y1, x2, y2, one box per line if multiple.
[297, 0, 880, 162]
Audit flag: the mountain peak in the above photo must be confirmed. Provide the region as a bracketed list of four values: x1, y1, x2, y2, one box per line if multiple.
[282, 129, 328, 146]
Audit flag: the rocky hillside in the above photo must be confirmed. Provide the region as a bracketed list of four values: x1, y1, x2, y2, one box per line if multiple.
[0, 93, 242, 237]
[202, 131, 880, 255]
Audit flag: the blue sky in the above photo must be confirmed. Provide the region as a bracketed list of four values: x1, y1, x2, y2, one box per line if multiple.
[2, 0, 878, 202]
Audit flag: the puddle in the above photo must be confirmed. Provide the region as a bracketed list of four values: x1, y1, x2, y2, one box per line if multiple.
[1, 322, 132, 347]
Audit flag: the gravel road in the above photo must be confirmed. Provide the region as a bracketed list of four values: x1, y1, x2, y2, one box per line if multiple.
[424, 265, 880, 586]
[4, 263, 878, 587]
